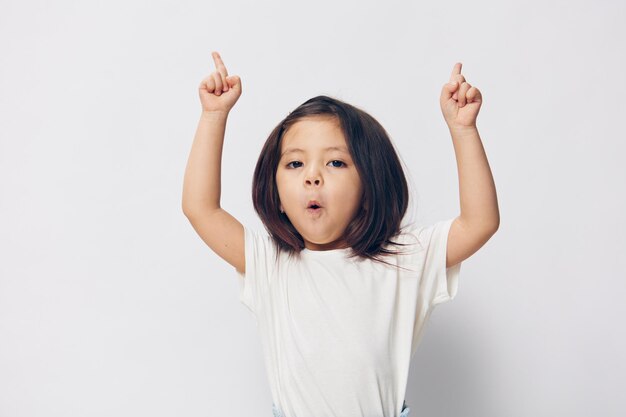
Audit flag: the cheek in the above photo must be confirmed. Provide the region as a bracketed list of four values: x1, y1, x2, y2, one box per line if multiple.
[275, 173, 296, 204]
[347, 176, 364, 200]
[275, 171, 287, 190]
[333, 182, 363, 210]
[350, 185, 365, 211]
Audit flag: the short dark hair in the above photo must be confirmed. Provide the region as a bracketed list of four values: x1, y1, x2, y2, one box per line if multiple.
[252, 95, 412, 268]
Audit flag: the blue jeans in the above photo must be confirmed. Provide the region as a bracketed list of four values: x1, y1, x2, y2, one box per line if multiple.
[271, 400, 411, 417]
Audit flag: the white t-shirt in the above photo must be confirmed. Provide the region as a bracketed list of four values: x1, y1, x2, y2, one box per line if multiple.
[236, 217, 462, 417]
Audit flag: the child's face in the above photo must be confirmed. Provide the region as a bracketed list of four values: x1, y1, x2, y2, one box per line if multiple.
[276, 116, 364, 251]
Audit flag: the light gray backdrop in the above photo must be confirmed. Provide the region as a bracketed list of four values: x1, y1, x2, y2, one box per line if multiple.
[1, 0, 624, 416]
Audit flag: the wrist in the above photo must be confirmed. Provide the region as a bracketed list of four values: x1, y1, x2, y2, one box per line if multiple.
[201, 110, 229, 121]
[448, 124, 478, 137]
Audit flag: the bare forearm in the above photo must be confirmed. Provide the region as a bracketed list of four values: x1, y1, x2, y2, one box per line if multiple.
[449, 126, 500, 231]
[182, 111, 229, 215]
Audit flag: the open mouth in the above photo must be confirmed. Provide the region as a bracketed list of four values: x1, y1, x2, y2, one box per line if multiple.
[306, 199, 323, 216]
[307, 206, 322, 212]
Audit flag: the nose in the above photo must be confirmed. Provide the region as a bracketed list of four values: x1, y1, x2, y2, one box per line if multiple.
[305, 168, 323, 187]
[305, 176, 321, 187]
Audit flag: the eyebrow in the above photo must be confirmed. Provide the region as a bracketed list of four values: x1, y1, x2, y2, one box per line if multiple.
[280, 146, 349, 158]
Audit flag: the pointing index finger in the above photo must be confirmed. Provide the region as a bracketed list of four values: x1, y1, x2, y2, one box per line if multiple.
[211, 51, 229, 77]
[450, 62, 462, 80]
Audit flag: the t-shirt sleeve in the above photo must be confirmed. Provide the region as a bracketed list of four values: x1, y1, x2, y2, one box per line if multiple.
[235, 225, 277, 316]
[414, 217, 462, 310]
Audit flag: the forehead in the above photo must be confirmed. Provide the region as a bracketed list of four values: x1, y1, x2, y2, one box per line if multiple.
[281, 117, 348, 154]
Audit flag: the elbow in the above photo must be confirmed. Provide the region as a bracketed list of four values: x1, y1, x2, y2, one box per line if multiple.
[182, 203, 196, 219]
[488, 217, 500, 235]
[459, 215, 500, 236]
[182, 203, 221, 220]
[484, 210, 500, 235]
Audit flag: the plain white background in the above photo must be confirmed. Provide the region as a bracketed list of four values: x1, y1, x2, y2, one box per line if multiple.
[1, 0, 624, 416]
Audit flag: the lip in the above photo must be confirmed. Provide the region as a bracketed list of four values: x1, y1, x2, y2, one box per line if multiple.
[306, 207, 323, 217]
[306, 199, 323, 209]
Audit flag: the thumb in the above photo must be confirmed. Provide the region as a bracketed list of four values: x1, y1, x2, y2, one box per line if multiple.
[225, 75, 242, 90]
[441, 80, 458, 101]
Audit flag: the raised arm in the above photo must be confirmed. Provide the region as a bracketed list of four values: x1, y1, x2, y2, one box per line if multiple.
[439, 62, 500, 269]
[182, 51, 245, 274]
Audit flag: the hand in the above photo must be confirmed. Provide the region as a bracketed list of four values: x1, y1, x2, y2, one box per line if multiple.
[198, 51, 242, 114]
[440, 62, 482, 131]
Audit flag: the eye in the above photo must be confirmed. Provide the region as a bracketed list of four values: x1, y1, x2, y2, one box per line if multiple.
[285, 160, 346, 169]
[286, 161, 302, 168]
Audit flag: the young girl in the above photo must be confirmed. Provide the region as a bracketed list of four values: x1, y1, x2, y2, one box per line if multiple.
[182, 51, 499, 417]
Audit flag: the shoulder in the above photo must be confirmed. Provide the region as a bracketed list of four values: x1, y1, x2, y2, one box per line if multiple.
[389, 218, 455, 255]
[241, 225, 283, 268]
